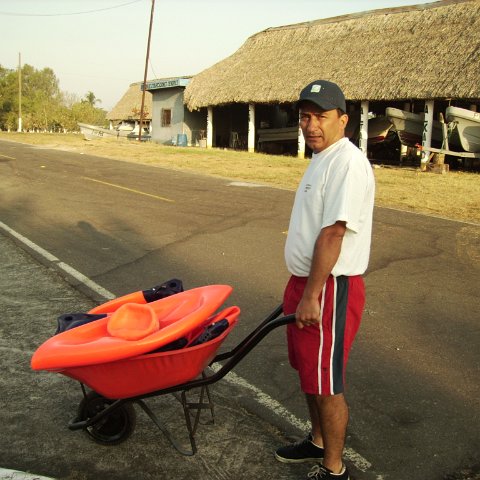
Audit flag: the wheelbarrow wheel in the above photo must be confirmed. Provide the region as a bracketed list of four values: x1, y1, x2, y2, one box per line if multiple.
[77, 391, 136, 445]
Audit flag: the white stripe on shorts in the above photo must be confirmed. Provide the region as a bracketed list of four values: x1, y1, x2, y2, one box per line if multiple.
[317, 282, 327, 395]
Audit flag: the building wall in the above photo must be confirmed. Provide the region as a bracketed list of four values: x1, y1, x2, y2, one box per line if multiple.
[150, 87, 185, 144]
[150, 87, 206, 145]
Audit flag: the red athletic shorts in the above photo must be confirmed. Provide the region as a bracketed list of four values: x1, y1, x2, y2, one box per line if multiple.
[283, 275, 365, 395]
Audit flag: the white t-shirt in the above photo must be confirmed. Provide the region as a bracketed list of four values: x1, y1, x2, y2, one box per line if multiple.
[284, 137, 375, 277]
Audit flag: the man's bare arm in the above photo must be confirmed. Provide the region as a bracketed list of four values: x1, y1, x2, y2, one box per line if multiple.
[295, 221, 346, 328]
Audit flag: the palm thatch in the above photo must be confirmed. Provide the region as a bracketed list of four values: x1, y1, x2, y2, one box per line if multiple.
[185, 0, 479, 110]
[107, 82, 152, 121]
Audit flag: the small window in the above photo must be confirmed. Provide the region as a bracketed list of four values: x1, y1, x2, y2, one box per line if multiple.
[161, 109, 171, 127]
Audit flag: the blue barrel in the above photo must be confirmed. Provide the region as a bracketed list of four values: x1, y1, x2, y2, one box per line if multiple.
[177, 133, 187, 147]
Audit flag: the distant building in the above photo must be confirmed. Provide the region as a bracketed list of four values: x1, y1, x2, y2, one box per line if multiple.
[107, 82, 153, 131]
[145, 77, 206, 146]
[184, 0, 479, 163]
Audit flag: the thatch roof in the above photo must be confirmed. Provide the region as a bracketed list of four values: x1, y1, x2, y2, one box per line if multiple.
[185, 0, 480, 110]
[107, 82, 152, 121]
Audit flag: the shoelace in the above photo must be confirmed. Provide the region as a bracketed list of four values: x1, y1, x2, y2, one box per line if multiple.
[307, 464, 347, 479]
[307, 464, 328, 479]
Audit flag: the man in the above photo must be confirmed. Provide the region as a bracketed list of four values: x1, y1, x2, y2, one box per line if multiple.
[275, 80, 375, 480]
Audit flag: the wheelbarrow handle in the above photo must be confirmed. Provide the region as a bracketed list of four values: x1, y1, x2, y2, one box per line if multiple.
[184, 308, 295, 392]
[213, 304, 293, 363]
[131, 306, 295, 400]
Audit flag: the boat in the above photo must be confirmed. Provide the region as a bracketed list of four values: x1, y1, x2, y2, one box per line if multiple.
[445, 106, 480, 153]
[345, 115, 395, 145]
[31, 284, 241, 398]
[385, 107, 449, 148]
[116, 123, 135, 133]
[78, 122, 132, 140]
[364, 115, 395, 145]
[126, 125, 151, 141]
[31, 285, 235, 371]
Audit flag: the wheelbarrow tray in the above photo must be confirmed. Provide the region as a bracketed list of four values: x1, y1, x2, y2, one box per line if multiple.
[61, 307, 239, 399]
[31, 285, 234, 371]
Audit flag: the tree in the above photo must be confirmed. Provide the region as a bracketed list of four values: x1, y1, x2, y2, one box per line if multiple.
[83, 91, 101, 106]
[0, 63, 63, 130]
[70, 101, 106, 129]
[0, 63, 106, 131]
[0, 65, 20, 130]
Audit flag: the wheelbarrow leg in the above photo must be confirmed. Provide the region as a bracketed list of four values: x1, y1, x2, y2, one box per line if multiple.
[135, 399, 197, 456]
[134, 374, 214, 456]
[179, 374, 215, 453]
[179, 372, 215, 435]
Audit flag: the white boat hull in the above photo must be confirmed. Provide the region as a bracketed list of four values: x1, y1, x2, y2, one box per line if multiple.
[445, 106, 480, 153]
[344, 115, 395, 145]
[78, 123, 131, 140]
[385, 107, 446, 148]
[365, 116, 394, 145]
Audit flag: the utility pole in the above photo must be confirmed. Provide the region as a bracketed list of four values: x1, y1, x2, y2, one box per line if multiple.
[17, 52, 22, 133]
[139, 0, 155, 142]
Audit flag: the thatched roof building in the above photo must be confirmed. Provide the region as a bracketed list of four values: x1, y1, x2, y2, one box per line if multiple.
[107, 82, 152, 123]
[184, 0, 479, 110]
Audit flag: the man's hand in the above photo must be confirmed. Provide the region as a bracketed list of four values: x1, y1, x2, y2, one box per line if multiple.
[295, 221, 346, 329]
[295, 296, 321, 329]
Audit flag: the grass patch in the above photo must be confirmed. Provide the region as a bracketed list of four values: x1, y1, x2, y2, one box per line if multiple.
[1, 132, 478, 224]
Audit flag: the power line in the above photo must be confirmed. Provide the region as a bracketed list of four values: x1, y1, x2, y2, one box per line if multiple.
[149, 58, 159, 80]
[0, 0, 143, 17]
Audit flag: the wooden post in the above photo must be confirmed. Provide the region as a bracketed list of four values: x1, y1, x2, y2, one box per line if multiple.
[139, 0, 155, 142]
[207, 107, 213, 149]
[428, 152, 448, 174]
[298, 111, 305, 159]
[17, 53, 22, 133]
[359, 101, 369, 155]
[421, 100, 434, 169]
[399, 102, 410, 162]
[248, 104, 255, 153]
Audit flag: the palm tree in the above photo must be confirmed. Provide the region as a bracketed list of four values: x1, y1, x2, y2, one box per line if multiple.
[83, 91, 101, 106]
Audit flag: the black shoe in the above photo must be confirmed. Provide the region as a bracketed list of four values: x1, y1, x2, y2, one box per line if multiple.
[307, 464, 349, 479]
[275, 434, 324, 464]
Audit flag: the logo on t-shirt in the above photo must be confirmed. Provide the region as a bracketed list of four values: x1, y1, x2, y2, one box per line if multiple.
[304, 183, 312, 193]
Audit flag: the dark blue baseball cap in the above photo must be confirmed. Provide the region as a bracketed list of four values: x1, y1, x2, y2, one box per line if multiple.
[298, 80, 346, 113]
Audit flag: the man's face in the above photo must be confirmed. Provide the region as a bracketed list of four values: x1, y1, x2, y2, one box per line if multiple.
[299, 102, 348, 153]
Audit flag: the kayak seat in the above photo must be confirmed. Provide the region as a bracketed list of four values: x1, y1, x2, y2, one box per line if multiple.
[107, 303, 159, 341]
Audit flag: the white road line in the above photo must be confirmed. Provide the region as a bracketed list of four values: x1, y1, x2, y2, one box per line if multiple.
[56, 261, 115, 300]
[0, 468, 54, 480]
[209, 363, 309, 431]
[0, 220, 115, 300]
[228, 181, 265, 188]
[0, 220, 373, 473]
[0, 221, 58, 262]
[209, 364, 372, 472]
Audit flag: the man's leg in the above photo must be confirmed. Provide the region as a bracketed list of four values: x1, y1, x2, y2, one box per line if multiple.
[307, 393, 348, 474]
[306, 393, 323, 447]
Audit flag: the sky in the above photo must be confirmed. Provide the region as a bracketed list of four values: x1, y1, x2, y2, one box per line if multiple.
[1, 0, 435, 111]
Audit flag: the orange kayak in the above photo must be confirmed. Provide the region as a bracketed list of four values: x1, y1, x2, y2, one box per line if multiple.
[31, 285, 235, 371]
[60, 306, 240, 398]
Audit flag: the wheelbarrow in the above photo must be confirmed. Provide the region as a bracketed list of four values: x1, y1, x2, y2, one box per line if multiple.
[31, 281, 294, 455]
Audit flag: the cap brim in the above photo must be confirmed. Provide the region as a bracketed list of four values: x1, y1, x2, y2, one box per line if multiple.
[298, 96, 341, 111]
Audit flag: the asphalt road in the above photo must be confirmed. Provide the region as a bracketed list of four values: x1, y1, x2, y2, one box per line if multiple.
[1, 139, 479, 480]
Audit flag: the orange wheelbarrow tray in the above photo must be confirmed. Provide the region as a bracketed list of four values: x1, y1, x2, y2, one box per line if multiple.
[31, 283, 294, 455]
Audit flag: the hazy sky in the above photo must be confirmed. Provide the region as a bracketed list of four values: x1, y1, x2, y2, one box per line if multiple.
[1, 0, 434, 110]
